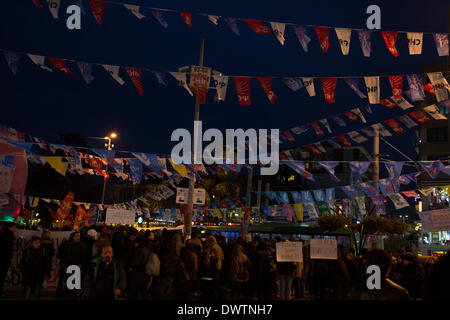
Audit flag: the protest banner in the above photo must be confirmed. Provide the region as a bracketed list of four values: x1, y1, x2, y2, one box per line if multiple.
[276, 241, 303, 262]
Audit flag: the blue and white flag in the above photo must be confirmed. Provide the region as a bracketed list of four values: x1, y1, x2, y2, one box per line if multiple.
[301, 190, 314, 203]
[387, 193, 410, 210]
[349, 161, 371, 181]
[440, 164, 450, 176]
[278, 191, 290, 205]
[384, 161, 404, 184]
[406, 172, 421, 183]
[225, 17, 240, 36]
[344, 78, 367, 99]
[313, 189, 326, 202]
[3, 51, 20, 75]
[377, 178, 398, 197]
[325, 188, 335, 202]
[282, 77, 303, 91]
[77, 62, 95, 84]
[357, 182, 379, 196]
[399, 175, 411, 185]
[406, 74, 425, 101]
[292, 25, 311, 52]
[290, 191, 302, 203]
[332, 115, 346, 127]
[152, 71, 167, 86]
[318, 161, 340, 182]
[91, 148, 115, 167]
[419, 161, 444, 179]
[341, 185, 359, 199]
[128, 158, 143, 185]
[357, 30, 372, 57]
[152, 10, 168, 28]
[281, 161, 315, 181]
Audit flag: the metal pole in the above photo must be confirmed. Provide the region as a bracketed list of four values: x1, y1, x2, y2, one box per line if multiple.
[264, 182, 270, 206]
[242, 165, 253, 239]
[373, 128, 380, 183]
[98, 138, 111, 224]
[256, 180, 262, 209]
[185, 38, 205, 241]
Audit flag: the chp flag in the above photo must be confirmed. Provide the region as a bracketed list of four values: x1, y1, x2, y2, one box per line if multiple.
[190, 65, 211, 104]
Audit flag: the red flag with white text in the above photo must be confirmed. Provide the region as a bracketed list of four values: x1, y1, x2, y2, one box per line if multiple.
[388, 75, 403, 99]
[380, 98, 397, 109]
[337, 134, 352, 146]
[314, 26, 331, 53]
[409, 110, 431, 123]
[321, 77, 338, 103]
[384, 119, 406, 134]
[233, 77, 251, 105]
[48, 58, 75, 75]
[256, 77, 277, 103]
[243, 19, 271, 34]
[310, 121, 325, 137]
[180, 12, 192, 28]
[125, 67, 144, 96]
[305, 144, 321, 155]
[382, 31, 399, 57]
[342, 111, 358, 121]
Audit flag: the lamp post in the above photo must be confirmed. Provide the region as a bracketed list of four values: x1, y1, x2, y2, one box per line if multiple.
[100, 132, 117, 205]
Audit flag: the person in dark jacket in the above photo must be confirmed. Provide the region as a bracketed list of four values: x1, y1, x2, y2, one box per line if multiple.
[0, 222, 15, 298]
[83, 245, 126, 300]
[128, 234, 150, 299]
[425, 251, 450, 299]
[20, 237, 48, 300]
[37, 230, 54, 296]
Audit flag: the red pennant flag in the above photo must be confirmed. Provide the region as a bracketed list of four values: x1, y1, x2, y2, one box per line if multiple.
[401, 190, 420, 198]
[48, 58, 75, 75]
[380, 98, 397, 108]
[409, 110, 431, 123]
[191, 70, 209, 104]
[388, 75, 403, 99]
[281, 130, 295, 142]
[305, 144, 321, 155]
[381, 31, 399, 57]
[423, 83, 435, 96]
[310, 121, 325, 137]
[314, 26, 331, 53]
[256, 77, 277, 103]
[32, 0, 45, 9]
[243, 19, 271, 34]
[180, 12, 192, 28]
[85, 158, 104, 175]
[321, 77, 338, 103]
[89, 0, 106, 26]
[233, 77, 251, 105]
[337, 134, 352, 146]
[125, 67, 144, 96]
[342, 111, 359, 121]
[384, 119, 406, 134]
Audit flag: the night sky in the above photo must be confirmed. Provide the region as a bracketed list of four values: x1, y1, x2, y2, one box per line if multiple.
[1, 0, 448, 160]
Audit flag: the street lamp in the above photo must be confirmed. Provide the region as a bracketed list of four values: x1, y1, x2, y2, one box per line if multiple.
[104, 132, 117, 150]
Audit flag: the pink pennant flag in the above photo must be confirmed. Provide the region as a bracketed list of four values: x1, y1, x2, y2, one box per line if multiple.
[180, 12, 192, 28]
[384, 119, 406, 134]
[382, 31, 399, 57]
[314, 26, 331, 53]
[380, 98, 397, 109]
[48, 58, 75, 75]
[243, 19, 271, 34]
[401, 190, 420, 198]
[125, 67, 144, 96]
[233, 77, 251, 105]
[310, 121, 325, 137]
[320, 77, 338, 103]
[89, 0, 106, 25]
[256, 77, 277, 103]
[32, 0, 45, 9]
[388, 75, 403, 99]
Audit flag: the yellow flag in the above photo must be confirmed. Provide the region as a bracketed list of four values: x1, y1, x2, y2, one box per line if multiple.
[293, 203, 303, 222]
[168, 158, 188, 178]
[213, 208, 222, 218]
[44, 157, 68, 176]
[31, 197, 40, 208]
[441, 185, 450, 196]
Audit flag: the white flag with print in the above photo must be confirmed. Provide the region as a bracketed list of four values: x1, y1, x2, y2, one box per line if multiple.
[208, 15, 220, 25]
[103, 65, 125, 85]
[390, 96, 414, 110]
[348, 131, 367, 143]
[319, 118, 332, 133]
[364, 76, 380, 104]
[213, 75, 229, 101]
[351, 108, 366, 123]
[407, 32, 423, 55]
[388, 193, 410, 210]
[170, 72, 193, 96]
[424, 104, 447, 120]
[302, 78, 315, 97]
[335, 28, 351, 55]
[314, 142, 326, 153]
[427, 72, 450, 102]
[372, 123, 392, 136]
[46, 0, 60, 19]
[123, 4, 146, 19]
[270, 22, 286, 45]
[27, 54, 53, 72]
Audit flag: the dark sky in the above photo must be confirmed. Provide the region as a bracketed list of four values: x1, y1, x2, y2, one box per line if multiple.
[1, 0, 448, 160]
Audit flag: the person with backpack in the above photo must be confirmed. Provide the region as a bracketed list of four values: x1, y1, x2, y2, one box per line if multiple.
[200, 235, 224, 300]
[144, 246, 160, 299]
[83, 245, 126, 300]
[159, 232, 184, 299]
[228, 243, 252, 300]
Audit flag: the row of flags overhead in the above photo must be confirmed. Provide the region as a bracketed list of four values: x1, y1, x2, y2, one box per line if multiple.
[3, 49, 450, 104]
[32, 1, 450, 58]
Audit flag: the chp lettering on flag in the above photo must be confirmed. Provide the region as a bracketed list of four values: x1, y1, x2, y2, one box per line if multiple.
[407, 33, 423, 55]
[190, 66, 211, 104]
[233, 77, 251, 105]
[381, 31, 399, 57]
[125, 67, 144, 96]
[321, 78, 338, 103]
[314, 26, 331, 53]
[334, 28, 351, 55]
[388, 75, 403, 99]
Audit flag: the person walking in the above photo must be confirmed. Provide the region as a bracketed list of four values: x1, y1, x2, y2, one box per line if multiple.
[128, 234, 151, 300]
[0, 222, 15, 298]
[19, 237, 48, 300]
[228, 243, 251, 300]
[37, 230, 54, 296]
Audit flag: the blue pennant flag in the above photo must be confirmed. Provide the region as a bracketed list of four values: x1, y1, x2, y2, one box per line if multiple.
[128, 158, 143, 185]
[290, 191, 302, 203]
[341, 185, 359, 199]
[332, 115, 346, 127]
[357, 182, 379, 196]
[325, 188, 335, 202]
[91, 148, 115, 167]
[152, 71, 167, 86]
[281, 161, 315, 181]
[318, 161, 340, 182]
[313, 189, 326, 202]
[261, 206, 270, 220]
[418, 161, 443, 179]
[377, 178, 398, 197]
[344, 78, 367, 99]
[349, 162, 371, 181]
[301, 190, 314, 202]
[3, 51, 20, 75]
[278, 192, 290, 205]
[77, 62, 95, 84]
[7, 141, 33, 152]
[385, 161, 404, 185]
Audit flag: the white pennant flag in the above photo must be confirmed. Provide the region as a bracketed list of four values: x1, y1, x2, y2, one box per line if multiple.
[407, 32, 423, 55]
[123, 4, 146, 19]
[27, 54, 53, 72]
[351, 108, 366, 123]
[372, 123, 392, 136]
[427, 72, 450, 102]
[348, 131, 367, 143]
[424, 104, 447, 120]
[314, 142, 326, 153]
[419, 187, 434, 196]
[356, 197, 366, 216]
[170, 72, 193, 96]
[302, 78, 315, 96]
[388, 193, 410, 210]
[270, 22, 286, 45]
[390, 96, 414, 110]
[319, 118, 332, 133]
[46, 0, 60, 19]
[208, 15, 220, 25]
[103, 65, 125, 85]
[364, 76, 380, 104]
[213, 75, 229, 101]
[334, 28, 351, 55]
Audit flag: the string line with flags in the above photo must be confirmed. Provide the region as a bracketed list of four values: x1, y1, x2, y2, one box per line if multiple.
[29, 0, 450, 58]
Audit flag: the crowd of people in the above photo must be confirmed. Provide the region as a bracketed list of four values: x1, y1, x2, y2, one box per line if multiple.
[1, 222, 450, 300]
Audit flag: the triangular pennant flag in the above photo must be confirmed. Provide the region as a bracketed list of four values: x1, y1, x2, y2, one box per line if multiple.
[337, 134, 352, 146]
[310, 121, 325, 137]
[348, 131, 367, 144]
[321, 77, 338, 103]
[91, 149, 115, 167]
[190, 66, 211, 104]
[207, 15, 220, 25]
[390, 96, 414, 110]
[291, 125, 308, 135]
[77, 62, 95, 84]
[27, 54, 52, 72]
[388, 75, 403, 100]
[152, 71, 167, 86]
[427, 72, 450, 102]
[423, 104, 447, 120]
[170, 72, 193, 96]
[332, 115, 346, 127]
[233, 76, 251, 105]
[213, 75, 228, 101]
[384, 161, 404, 185]
[103, 65, 124, 85]
[419, 161, 444, 179]
[46, 0, 61, 19]
[334, 28, 351, 55]
[302, 78, 315, 96]
[327, 138, 341, 148]
[314, 142, 326, 153]
[357, 30, 372, 57]
[314, 26, 331, 53]
[243, 19, 271, 34]
[281, 161, 315, 181]
[344, 78, 367, 99]
[409, 109, 431, 123]
[377, 178, 399, 197]
[360, 127, 375, 137]
[358, 182, 379, 196]
[419, 187, 434, 196]
[397, 114, 418, 129]
[407, 32, 423, 55]
[372, 123, 392, 136]
[127, 158, 143, 184]
[256, 77, 277, 103]
[341, 185, 359, 199]
[318, 161, 340, 182]
[356, 197, 367, 216]
[282, 77, 303, 91]
[349, 161, 371, 180]
[370, 194, 386, 215]
[48, 58, 75, 75]
[152, 10, 168, 28]
[384, 119, 406, 134]
[44, 157, 69, 176]
[32, 0, 45, 10]
[292, 25, 311, 52]
[401, 190, 420, 198]
[351, 108, 366, 123]
[180, 12, 192, 28]
[319, 118, 332, 133]
[342, 111, 359, 122]
[387, 193, 409, 209]
[364, 76, 380, 104]
[88, 0, 106, 25]
[433, 34, 449, 56]
[224, 17, 240, 36]
[123, 4, 145, 19]
[381, 31, 399, 57]
[406, 74, 425, 101]
[270, 22, 286, 45]
[3, 51, 20, 75]
[305, 144, 321, 155]
[125, 67, 143, 96]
